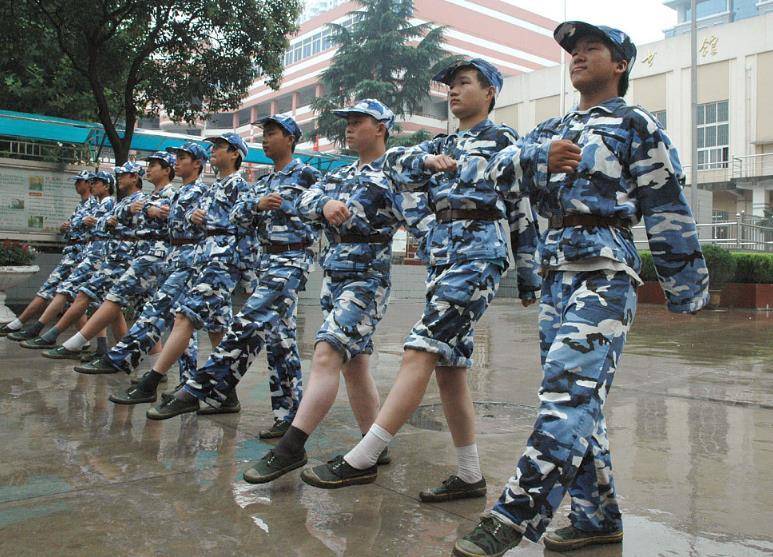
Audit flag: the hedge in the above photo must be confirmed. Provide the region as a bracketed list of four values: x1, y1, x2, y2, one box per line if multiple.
[639, 249, 773, 284]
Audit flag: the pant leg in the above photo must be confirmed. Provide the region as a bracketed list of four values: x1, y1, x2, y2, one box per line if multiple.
[107, 268, 192, 373]
[491, 270, 637, 542]
[183, 265, 306, 407]
[265, 299, 303, 422]
[36, 246, 80, 300]
[177, 331, 199, 383]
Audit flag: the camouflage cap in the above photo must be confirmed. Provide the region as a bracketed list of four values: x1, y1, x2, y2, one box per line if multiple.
[204, 132, 249, 159]
[332, 99, 395, 132]
[114, 161, 146, 176]
[554, 21, 637, 72]
[253, 114, 303, 141]
[143, 151, 176, 167]
[91, 170, 116, 188]
[432, 57, 504, 94]
[70, 170, 94, 182]
[166, 141, 210, 163]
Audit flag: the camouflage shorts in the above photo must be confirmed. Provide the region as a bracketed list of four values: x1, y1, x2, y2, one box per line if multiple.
[36, 245, 81, 300]
[404, 260, 502, 368]
[174, 263, 239, 332]
[316, 271, 391, 361]
[79, 257, 131, 303]
[104, 254, 166, 308]
[56, 250, 104, 299]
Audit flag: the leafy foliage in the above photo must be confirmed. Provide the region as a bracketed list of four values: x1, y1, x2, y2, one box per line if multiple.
[7, 0, 302, 163]
[0, 241, 36, 266]
[311, 0, 455, 146]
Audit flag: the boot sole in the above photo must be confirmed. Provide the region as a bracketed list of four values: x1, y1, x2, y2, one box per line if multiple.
[109, 393, 157, 405]
[73, 365, 121, 375]
[300, 468, 377, 489]
[20, 342, 55, 350]
[452, 544, 511, 557]
[419, 486, 487, 503]
[146, 404, 199, 420]
[42, 352, 83, 360]
[198, 404, 241, 415]
[258, 427, 290, 439]
[543, 530, 623, 551]
[243, 456, 308, 484]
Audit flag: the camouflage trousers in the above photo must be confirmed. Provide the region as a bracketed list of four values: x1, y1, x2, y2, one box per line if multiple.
[79, 256, 131, 305]
[174, 261, 239, 333]
[491, 269, 637, 542]
[103, 253, 166, 308]
[36, 245, 82, 300]
[404, 260, 503, 368]
[56, 247, 104, 299]
[184, 263, 308, 419]
[108, 267, 198, 381]
[316, 270, 391, 362]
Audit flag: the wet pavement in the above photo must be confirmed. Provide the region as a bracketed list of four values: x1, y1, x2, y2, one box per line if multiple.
[1, 296, 771, 556]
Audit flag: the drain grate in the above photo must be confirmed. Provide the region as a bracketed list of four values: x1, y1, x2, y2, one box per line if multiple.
[408, 401, 536, 434]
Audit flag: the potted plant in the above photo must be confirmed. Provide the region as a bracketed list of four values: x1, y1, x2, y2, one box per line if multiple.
[701, 244, 736, 308]
[0, 240, 39, 324]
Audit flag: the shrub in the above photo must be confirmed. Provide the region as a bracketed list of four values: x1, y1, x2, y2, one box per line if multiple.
[733, 252, 773, 284]
[701, 245, 737, 289]
[639, 251, 658, 282]
[638, 248, 772, 284]
[0, 240, 36, 266]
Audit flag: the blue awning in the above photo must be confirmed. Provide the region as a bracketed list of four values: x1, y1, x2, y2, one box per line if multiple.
[0, 110, 99, 144]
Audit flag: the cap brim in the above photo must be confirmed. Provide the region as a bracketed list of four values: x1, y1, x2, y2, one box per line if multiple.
[332, 108, 373, 120]
[203, 136, 229, 145]
[431, 61, 471, 86]
[554, 21, 609, 53]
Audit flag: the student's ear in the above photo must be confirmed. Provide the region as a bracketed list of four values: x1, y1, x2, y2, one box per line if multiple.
[615, 59, 628, 76]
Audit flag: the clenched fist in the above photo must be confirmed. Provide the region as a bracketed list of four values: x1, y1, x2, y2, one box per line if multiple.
[190, 208, 207, 225]
[423, 154, 458, 174]
[323, 200, 350, 226]
[130, 200, 145, 214]
[258, 193, 283, 211]
[548, 140, 582, 174]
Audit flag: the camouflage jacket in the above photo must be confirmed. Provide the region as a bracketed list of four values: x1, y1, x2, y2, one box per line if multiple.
[116, 184, 177, 258]
[65, 196, 99, 244]
[383, 119, 541, 298]
[192, 171, 252, 270]
[168, 179, 208, 269]
[108, 190, 146, 261]
[231, 158, 321, 271]
[298, 157, 433, 274]
[89, 196, 117, 257]
[487, 96, 709, 313]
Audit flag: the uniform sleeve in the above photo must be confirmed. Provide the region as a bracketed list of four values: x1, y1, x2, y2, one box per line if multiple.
[382, 137, 444, 192]
[230, 181, 264, 227]
[631, 113, 709, 313]
[298, 179, 332, 221]
[505, 194, 541, 300]
[114, 196, 137, 226]
[486, 123, 553, 199]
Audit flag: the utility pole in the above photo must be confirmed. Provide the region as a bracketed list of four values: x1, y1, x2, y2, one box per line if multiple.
[559, 0, 567, 115]
[690, 0, 700, 223]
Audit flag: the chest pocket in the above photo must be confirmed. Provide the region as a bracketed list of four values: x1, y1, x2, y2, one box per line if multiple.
[584, 126, 628, 164]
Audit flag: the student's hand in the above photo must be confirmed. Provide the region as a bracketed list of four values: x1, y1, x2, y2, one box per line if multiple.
[423, 155, 458, 174]
[190, 209, 207, 225]
[106, 216, 117, 227]
[83, 216, 97, 227]
[548, 140, 582, 174]
[258, 193, 283, 211]
[130, 200, 145, 214]
[146, 205, 162, 219]
[158, 205, 170, 219]
[521, 298, 537, 307]
[60, 222, 70, 232]
[323, 200, 350, 226]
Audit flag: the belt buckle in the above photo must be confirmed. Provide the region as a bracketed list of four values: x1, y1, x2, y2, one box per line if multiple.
[548, 215, 563, 229]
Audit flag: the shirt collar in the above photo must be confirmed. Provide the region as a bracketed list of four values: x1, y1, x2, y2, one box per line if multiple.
[456, 118, 495, 137]
[274, 158, 302, 177]
[567, 96, 627, 118]
[350, 154, 384, 174]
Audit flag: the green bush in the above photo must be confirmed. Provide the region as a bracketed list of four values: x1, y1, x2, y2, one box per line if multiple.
[638, 248, 773, 285]
[0, 240, 36, 266]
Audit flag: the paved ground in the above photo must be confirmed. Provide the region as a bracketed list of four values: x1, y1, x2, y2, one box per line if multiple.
[0, 298, 771, 556]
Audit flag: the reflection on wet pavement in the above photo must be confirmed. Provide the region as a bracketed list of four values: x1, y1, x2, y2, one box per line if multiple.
[0, 299, 771, 556]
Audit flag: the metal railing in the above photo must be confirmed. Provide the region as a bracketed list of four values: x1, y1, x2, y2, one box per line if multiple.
[731, 153, 773, 179]
[633, 214, 773, 252]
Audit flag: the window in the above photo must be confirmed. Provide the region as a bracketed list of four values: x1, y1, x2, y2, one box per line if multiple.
[652, 110, 667, 130]
[237, 108, 251, 126]
[276, 94, 293, 114]
[697, 100, 729, 170]
[296, 86, 317, 108]
[282, 14, 362, 67]
[207, 112, 233, 128]
[685, 0, 729, 20]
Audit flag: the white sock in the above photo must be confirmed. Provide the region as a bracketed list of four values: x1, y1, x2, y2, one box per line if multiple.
[63, 332, 88, 351]
[7, 319, 22, 330]
[344, 424, 393, 470]
[456, 444, 483, 484]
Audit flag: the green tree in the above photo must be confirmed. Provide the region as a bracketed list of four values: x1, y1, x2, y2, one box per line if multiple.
[311, 0, 454, 146]
[388, 128, 432, 148]
[7, 0, 301, 163]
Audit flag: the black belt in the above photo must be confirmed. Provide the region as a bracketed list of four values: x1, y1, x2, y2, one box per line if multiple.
[170, 238, 198, 246]
[206, 229, 235, 237]
[436, 209, 502, 223]
[263, 241, 311, 254]
[335, 233, 391, 244]
[135, 234, 167, 241]
[548, 214, 631, 230]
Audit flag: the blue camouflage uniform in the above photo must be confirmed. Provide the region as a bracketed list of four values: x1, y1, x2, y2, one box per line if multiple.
[36, 172, 98, 300]
[184, 126, 321, 416]
[107, 175, 207, 380]
[383, 60, 541, 368]
[56, 176, 117, 300]
[296, 101, 433, 362]
[78, 183, 146, 306]
[484, 23, 709, 543]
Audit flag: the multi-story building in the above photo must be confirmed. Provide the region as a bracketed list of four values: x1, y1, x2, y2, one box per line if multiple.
[161, 0, 560, 152]
[491, 5, 773, 220]
[664, 0, 773, 37]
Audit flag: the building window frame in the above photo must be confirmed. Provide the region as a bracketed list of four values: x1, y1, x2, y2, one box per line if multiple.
[697, 100, 729, 170]
[652, 109, 667, 130]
